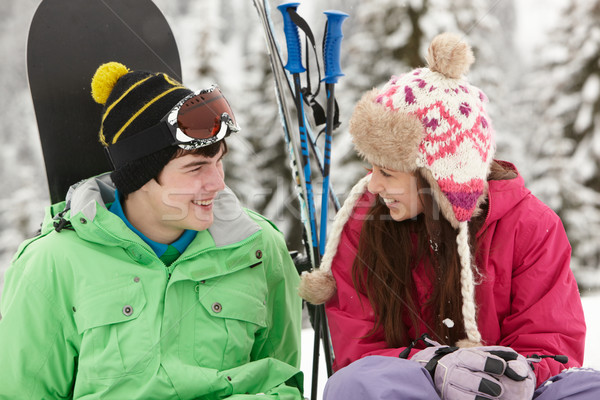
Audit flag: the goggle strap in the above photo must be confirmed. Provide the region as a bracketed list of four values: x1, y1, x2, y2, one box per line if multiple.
[106, 122, 173, 169]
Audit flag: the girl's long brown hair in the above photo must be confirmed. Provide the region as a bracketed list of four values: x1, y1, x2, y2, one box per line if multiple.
[351, 161, 516, 347]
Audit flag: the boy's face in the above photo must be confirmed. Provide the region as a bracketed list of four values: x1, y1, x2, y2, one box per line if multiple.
[140, 144, 226, 236]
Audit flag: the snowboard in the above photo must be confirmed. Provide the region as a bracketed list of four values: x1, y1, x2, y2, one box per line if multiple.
[27, 0, 182, 204]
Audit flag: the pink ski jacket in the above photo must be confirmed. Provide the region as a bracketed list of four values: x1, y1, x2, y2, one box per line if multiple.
[324, 164, 585, 386]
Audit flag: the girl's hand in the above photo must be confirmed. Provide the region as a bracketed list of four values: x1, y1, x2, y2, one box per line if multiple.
[411, 344, 535, 399]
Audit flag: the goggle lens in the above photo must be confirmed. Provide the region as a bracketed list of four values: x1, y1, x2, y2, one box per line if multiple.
[176, 88, 238, 140]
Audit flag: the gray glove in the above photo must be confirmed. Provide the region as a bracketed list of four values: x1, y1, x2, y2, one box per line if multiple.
[411, 342, 535, 399]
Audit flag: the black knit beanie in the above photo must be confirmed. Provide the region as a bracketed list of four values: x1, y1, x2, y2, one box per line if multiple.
[91, 62, 194, 195]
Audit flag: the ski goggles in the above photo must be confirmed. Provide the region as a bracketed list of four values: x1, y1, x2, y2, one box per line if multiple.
[107, 85, 240, 169]
[167, 85, 240, 150]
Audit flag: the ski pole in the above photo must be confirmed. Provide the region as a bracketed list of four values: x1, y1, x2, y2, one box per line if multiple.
[257, 2, 341, 213]
[278, 5, 328, 398]
[316, 10, 348, 380]
[306, 123, 341, 212]
[319, 10, 348, 256]
[278, 2, 320, 267]
[254, 2, 339, 396]
[252, 0, 315, 263]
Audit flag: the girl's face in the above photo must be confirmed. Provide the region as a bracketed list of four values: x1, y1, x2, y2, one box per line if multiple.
[367, 165, 424, 222]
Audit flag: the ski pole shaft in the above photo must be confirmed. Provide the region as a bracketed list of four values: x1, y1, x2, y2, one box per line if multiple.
[319, 84, 334, 256]
[317, 11, 347, 380]
[292, 70, 321, 269]
[311, 305, 322, 400]
[305, 124, 341, 212]
[319, 11, 348, 256]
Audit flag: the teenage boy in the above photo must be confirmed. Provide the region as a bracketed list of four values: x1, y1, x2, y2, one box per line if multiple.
[0, 62, 303, 399]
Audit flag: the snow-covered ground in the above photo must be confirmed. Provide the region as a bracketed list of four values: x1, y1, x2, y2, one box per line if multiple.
[300, 293, 600, 394]
[582, 294, 600, 369]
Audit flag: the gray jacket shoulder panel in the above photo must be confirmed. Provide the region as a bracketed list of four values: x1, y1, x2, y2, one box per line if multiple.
[209, 188, 261, 247]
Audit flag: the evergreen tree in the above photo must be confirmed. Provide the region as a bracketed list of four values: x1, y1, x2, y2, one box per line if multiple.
[527, 0, 600, 286]
[0, 0, 48, 281]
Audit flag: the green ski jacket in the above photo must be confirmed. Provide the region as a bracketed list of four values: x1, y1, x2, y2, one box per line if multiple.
[0, 174, 303, 399]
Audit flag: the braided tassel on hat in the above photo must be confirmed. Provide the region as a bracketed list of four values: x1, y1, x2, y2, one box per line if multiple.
[298, 175, 371, 304]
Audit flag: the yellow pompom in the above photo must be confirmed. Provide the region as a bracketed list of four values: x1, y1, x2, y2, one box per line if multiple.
[91, 62, 130, 105]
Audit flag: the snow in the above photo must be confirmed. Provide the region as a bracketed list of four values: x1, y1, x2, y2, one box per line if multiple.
[513, 0, 563, 65]
[300, 293, 600, 393]
[582, 293, 600, 370]
[300, 329, 328, 394]
[443, 318, 455, 328]
[575, 75, 600, 134]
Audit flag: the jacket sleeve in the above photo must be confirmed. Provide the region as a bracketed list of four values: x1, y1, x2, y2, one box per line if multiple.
[498, 206, 585, 385]
[324, 191, 419, 371]
[0, 242, 78, 399]
[249, 222, 303, 397]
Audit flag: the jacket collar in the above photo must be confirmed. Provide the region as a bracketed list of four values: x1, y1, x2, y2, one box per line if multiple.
[50, 173, 260, 249]
[480, 162, 530, 235]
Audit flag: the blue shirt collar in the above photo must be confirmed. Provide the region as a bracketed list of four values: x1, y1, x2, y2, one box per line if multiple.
[109, 190, 197, 257]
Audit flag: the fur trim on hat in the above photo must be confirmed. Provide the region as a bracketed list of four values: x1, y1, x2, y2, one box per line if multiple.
[349, 90, 424, 172]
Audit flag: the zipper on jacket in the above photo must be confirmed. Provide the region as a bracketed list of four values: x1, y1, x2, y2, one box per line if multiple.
[93, 222, 166, 268]
[165, 262, 177, 281]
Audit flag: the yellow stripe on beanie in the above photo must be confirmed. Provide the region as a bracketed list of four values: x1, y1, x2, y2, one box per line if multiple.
[99, 75, 153, 145]
[111, 85, 184, 144]
[163, 73, 182, 87]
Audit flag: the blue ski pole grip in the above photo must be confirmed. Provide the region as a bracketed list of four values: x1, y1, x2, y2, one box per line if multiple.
[277, 2, 305, 74]
[323, 10, 349, 84]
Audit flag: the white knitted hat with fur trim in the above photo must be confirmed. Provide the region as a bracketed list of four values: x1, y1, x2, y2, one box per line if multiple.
[300, 33, 495, 346]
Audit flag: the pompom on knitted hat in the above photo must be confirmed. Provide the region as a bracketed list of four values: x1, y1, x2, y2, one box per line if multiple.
[91, 62, 193, 195]
[299, 33, 495, 346]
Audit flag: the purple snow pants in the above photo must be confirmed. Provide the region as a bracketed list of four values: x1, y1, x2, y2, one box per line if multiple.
[323, 356, 600, 400]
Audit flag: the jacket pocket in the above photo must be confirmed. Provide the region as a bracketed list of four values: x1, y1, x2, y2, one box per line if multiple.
[195, 266, 268, 370]
[74, 279, 152, 379]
